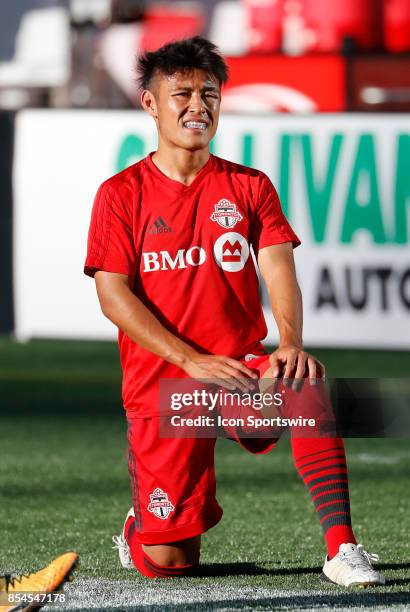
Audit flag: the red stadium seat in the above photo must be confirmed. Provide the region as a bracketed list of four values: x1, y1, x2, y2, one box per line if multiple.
[139, 4, 203, 52]
[303, 0, 381, 52]
[383, 0, 410, 52]
[244, 0, 283, 53]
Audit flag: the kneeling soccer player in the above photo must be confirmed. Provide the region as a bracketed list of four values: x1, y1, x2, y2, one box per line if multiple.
[84, 36, 385, 587]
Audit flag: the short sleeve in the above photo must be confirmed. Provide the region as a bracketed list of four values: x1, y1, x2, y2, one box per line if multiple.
[251, 174, 300, 255]
[84, 181, 137, 278]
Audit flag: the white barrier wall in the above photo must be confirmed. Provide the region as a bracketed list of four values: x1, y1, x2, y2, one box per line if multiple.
[13, 111, 410, 347]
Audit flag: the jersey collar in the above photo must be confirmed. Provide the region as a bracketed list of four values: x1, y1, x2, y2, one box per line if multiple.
[144, 152, 214, 192]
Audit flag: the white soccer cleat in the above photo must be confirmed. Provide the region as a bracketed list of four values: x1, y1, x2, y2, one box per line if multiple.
[322, 543, 385, 587]
[112, 507, 135, 569]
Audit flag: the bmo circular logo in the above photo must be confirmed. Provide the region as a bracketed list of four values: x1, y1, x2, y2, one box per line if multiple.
[213, 232, 250, 272]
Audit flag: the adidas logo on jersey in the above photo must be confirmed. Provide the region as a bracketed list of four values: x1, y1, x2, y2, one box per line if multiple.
[147, 216, 172, 235]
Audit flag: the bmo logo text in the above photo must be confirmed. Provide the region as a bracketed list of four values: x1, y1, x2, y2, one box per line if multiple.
[142, 246, 206, 272]
[142, 233, 250, 273]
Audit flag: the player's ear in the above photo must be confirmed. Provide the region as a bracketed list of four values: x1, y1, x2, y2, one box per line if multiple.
[141, 89, 158, 118]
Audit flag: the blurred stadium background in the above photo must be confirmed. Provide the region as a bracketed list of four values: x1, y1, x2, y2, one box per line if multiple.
[0, 1, 409, 609]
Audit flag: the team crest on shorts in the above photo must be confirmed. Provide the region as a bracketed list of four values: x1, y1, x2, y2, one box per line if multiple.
[210, 199, 243, 228]
[147, 488, 175, 519]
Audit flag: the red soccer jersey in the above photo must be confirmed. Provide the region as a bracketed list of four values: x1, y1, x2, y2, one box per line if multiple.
[84, 153, 300, 415]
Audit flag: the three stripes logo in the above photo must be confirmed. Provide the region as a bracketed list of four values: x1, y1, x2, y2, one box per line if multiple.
[147, 216, 172, 235]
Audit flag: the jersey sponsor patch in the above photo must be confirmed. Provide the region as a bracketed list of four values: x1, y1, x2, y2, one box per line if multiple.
[210, 199, 243, 229]
[147, 488, 175, 519]
[142, 247, 206, 271]
[213, 232, 250, 272]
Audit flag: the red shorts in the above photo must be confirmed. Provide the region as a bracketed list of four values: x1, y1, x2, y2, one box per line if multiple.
[126, 353, 275, 545]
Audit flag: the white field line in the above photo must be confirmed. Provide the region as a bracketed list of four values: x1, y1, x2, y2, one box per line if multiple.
[46, 578, 409, 611]
[354, 452, 409, 464]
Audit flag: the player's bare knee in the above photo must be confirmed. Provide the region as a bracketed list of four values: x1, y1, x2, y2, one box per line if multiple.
[142, 535, 201, 567]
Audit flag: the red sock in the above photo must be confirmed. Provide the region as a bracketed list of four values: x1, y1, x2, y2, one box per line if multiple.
[291, 437, 357, 559]
[124, 516, 199, 578]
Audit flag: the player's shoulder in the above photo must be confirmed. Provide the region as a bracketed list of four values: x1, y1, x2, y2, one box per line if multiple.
[212, 155, 262, 178]
[211, 155, 271, 188]
[96, 158, 147, 198]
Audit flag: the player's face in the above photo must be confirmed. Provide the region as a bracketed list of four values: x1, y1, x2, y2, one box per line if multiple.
[146, 69, 221, 152]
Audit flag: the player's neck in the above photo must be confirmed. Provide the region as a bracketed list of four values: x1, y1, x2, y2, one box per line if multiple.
[152, 146, 210, 187]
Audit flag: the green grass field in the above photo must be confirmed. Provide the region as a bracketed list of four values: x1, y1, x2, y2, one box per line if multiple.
[0, 339, 409, 610]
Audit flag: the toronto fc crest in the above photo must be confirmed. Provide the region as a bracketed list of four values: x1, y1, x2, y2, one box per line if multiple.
[147, 488, 175, 519]
[210, 199, 243, 229]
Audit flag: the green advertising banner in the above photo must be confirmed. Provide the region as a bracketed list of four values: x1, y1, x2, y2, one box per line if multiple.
[14, 112, 410, 347]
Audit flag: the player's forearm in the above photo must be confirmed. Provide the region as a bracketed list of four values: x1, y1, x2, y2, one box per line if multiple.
[98, 283, 196, 367]
[258, 244, 303, 349]
[267, 277, 303, 349]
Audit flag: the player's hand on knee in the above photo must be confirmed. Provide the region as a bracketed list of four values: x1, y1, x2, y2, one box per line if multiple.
[182, 353, 258, 392]
[269, 345, 326, 391]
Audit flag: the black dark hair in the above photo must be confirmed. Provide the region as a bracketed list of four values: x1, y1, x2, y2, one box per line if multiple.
[137, 36, 229, 90]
